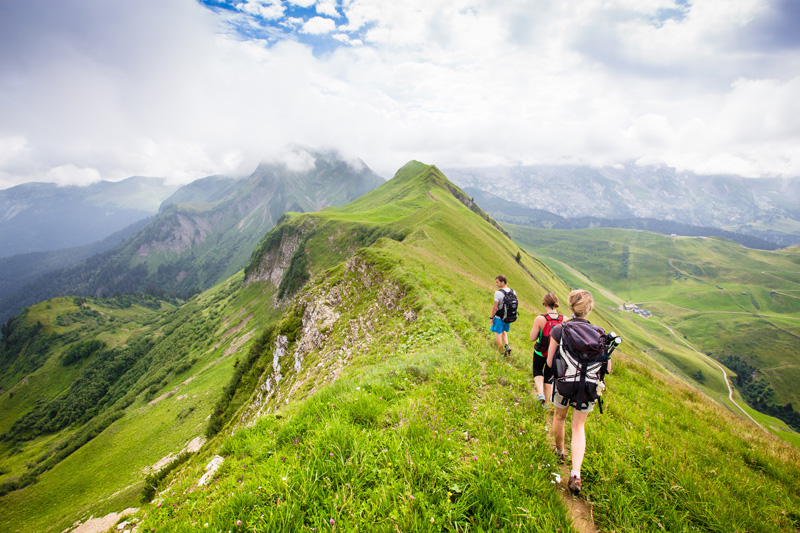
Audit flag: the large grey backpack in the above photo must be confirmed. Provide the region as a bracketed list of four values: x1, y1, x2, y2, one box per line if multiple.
[553, 321, 609, 410]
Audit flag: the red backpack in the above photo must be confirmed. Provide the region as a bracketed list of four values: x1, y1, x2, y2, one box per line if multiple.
[534, 313, 563, 356]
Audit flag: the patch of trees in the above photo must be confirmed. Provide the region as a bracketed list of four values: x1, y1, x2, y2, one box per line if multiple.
[4, 337, 154, 440]
[723, 355, 800, 432]
[141, 451, 192, 503]
[0, 311, 54, 377]
[278, 240, 310, 299]
[207, 324, 277, 438]
[62, 339, 106, 366]
[1, 293, 221, 495]
[619, 246, 630, 278]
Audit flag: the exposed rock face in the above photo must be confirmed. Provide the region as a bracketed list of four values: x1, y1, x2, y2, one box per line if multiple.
[135, 213, 215, 257]
[245, 229, 304, 288]
[239, 254, 411, 426]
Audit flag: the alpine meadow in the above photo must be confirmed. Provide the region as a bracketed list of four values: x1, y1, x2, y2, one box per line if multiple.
[1, 162, 800, 533]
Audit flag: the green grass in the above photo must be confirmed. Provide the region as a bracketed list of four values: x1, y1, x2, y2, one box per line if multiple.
[3, 163, 800, 531]
[135, 163, 800, 532]
[0, 276, 284, 532]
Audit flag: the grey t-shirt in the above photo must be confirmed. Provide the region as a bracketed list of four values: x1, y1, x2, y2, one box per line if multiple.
[494, 288, 511, 311]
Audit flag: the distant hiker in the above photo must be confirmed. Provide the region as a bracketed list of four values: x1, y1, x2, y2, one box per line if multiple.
[547, 289, 611, 495]
[489, 275, 517, 356]
[530, 292, 563, 406]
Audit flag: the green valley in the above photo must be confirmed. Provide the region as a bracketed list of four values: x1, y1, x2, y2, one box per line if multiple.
[1, 164, 799, 532]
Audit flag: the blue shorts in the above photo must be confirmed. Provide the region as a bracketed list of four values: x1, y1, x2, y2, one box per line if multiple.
[491, 317, 510, 334]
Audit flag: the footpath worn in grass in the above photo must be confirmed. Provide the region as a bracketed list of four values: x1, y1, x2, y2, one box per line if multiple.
[4, 162, 800, 531]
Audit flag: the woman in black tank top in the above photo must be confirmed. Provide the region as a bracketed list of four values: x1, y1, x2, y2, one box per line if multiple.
[529, 293, 563, 405]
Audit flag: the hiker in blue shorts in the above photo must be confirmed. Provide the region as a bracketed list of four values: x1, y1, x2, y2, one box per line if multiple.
[489, 274, 515, 356]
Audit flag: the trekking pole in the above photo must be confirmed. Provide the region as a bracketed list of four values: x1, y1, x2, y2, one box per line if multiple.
[606, 332, 622, 357]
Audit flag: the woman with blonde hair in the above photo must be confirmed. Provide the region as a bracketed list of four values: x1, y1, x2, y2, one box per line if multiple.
[547, 289, 607, 495]
[529, 292, 563, 406]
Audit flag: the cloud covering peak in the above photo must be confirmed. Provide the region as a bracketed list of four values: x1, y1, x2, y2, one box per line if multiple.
[1, 0, 799, 188]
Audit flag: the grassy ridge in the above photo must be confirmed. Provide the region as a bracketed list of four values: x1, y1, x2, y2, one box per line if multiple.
[2, 163, 800, 531]
[136, 163, 799, 532]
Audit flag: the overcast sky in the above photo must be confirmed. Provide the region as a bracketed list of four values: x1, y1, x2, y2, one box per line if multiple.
[1, 0, 799, 188]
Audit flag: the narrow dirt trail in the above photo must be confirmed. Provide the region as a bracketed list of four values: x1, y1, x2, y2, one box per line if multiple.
[555, 465, 598, 533]
[540, 399, 599, 532]
[653, 321, 767, 433]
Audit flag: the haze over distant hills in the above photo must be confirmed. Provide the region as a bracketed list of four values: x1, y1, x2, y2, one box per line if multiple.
[0, 151, 384, 323]
[0, 177, 179, 257]
[445, 164, 800, 247]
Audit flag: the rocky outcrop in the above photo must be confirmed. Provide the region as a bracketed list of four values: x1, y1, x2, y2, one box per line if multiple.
[238, 253, 411, 426]
[244, 224, 307, 288]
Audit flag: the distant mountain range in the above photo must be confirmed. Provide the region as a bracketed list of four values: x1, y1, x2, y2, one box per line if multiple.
[444, 164, 800, 247]
[0, 177, 178, 257]
[0, 151, 384, 323]
[464, 188, 781, 250]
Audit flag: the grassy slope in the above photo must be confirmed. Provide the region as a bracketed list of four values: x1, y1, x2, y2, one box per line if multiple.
[507, 226, 800, 410]
[0, 278, 284, 532]
[531, 247, 800, 447]
[132, 163, 800, 532]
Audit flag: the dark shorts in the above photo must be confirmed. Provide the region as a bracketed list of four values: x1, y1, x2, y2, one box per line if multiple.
[532, 353, 553, 383]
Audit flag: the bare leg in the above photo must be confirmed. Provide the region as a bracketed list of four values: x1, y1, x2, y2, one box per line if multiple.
[570, 410, 589, 475]
[543, 382, 553, 403]
[495, 333, 504, 352]
[534, 375, 544, 397]
[553, 406, 568, 452]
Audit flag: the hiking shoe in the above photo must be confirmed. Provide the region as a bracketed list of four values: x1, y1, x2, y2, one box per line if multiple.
[553, 447, 566, 464]
[504, 344, 512, 357]
[568, 475, 582, 494]
[536, 393, 546, 406]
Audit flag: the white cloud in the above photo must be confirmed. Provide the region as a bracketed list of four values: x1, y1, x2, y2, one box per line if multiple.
[45, 164, 102, 187]
[279, 146, 317, 172]
[287, 0, 316, 7]
[235, 0, 285, 20]
[1, 0, 799, 190]
[302, 16, 336, 35]
[317, 1, 340, 18]
[332, 33, 362, 46]
[0, 136, 29, 166]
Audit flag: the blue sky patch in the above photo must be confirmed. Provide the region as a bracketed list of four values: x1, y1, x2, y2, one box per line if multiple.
[198, 0, 367, 56]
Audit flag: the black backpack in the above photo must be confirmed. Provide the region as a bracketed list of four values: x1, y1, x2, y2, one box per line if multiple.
[497, 288, 518, 323]
[552, 321, 611, 411]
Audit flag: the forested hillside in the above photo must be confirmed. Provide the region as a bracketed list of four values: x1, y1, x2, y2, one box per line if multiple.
[0, 177, 177, 257]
